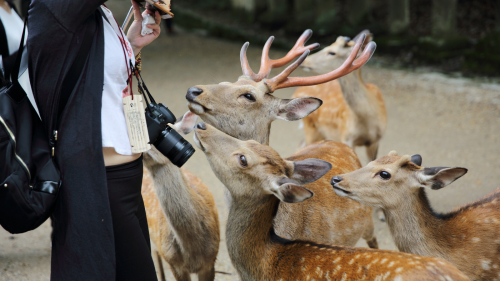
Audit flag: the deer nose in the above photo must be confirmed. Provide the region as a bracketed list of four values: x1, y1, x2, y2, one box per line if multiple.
[196, 122, 207, 130]
[186, 87, 203, 102]
[331, 176, 343, 185]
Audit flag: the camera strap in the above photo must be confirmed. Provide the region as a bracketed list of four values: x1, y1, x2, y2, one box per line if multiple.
[132, 63, 156, 108]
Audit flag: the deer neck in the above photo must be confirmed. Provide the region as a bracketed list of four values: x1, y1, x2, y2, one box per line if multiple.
[338, 69, 371, 116]
[244, 119, 272, 145]
[145, 160, 207, 251]
[226, 194, 278, 280]
[384, 188, 449, 259]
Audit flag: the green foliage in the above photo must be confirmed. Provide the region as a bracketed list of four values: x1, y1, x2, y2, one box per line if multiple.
[174, 7, 291, 49]
[463, 32, 500, 75]
[313, 8, 340, 36]
[182, 0, 231, 10]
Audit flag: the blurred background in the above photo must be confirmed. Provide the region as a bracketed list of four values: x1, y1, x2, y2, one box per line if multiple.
[162, 0, 500, 76]
[10, 0, 500, 76]
[1, 0, 500, 280]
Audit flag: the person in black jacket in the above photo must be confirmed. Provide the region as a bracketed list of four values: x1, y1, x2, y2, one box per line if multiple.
[0, 0, 24, 81]
[28, 1, 163, 280]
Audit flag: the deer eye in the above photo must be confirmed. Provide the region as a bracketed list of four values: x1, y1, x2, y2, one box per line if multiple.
[239, 155, 248, 167]
[328, 52, 336, 56]
[378, 171, 391, 180]
[242, 93, 256, 102]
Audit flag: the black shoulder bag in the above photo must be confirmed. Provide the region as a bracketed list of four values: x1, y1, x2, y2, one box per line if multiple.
[0, 17, 94, 234]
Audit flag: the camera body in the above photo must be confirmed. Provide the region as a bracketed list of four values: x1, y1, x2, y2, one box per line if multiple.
[145, 103, 195, 167]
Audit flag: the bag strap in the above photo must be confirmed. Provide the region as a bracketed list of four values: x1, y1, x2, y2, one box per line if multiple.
[9, 18, 26, 85]
[98, 7, 111, 24]
[0, 19, 8, 59]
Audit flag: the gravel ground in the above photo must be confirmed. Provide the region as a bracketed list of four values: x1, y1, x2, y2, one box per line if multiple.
[1, 4, 500, 280]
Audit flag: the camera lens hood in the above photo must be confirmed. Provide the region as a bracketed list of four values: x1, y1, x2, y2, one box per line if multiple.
[154, 126, 195, 167]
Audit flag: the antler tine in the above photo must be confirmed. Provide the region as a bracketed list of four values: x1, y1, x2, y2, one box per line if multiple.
[264, 50, 310, 91]
[253, 36, 276, 81]
[240, 42, 259, 80]
[352, 41, 376, 67]
[266, 33, 377, 92]
[251, 30, 320, 82]
[352, 29, 371, 43]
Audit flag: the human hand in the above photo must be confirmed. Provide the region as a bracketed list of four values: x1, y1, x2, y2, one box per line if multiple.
[126, 0, 161, 55]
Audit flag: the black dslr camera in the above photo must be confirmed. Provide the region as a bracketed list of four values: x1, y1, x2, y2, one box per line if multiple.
[133, 68, 194, 168]
[145, 103, 195, 167]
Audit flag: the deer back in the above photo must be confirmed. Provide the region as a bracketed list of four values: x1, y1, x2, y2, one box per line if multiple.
[437, 186, 500, 280]
[273, 141, 372, 245]
[268, 241, 469, 281]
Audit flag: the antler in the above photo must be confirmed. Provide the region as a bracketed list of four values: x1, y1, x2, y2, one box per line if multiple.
[240, 29, 320, 82]
[264, 33, 377, 93]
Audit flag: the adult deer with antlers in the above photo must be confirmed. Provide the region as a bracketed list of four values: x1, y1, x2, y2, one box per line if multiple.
[141, 112, 220, 281]
[186, 30, 380, 248]
[332, 151, 500, 281]
[193, 123, 469, 281]
[293, 30, 387, 161]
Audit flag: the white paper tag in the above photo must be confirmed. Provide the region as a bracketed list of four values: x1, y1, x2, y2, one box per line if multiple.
[123, 95, 151, 153]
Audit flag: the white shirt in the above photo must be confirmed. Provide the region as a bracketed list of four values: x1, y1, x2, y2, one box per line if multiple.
[0, 6, 23, 54]
[0, 6, 24, 74]
[100, 6, 136, 155]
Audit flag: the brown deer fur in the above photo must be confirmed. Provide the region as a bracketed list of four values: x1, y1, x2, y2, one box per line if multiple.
[333, 151, 500, 281]
[194, 124, 469, 281]
[293, 31, 387, 161]
[141, 113, 220, 281]
[185, 33, 377, 248]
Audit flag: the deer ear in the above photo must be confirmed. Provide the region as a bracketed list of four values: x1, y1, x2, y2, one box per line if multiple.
[274, 182, 314, 203]
[276, 97, 322, 121]
[289, 159, 332, 185]
[410, 154, 422, 166]
[418, 167, 468, 190]
[172, 111, 198, 135]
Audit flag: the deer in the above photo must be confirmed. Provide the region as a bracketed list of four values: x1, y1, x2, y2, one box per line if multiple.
[141, 112, 220, 281]
[331, 151, 500, 281]
[186, 30, 380, 248]
[192, 122, 470, 281]
[293, 30, 387, 162]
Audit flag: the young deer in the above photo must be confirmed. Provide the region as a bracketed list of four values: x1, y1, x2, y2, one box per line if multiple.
[293, 30, 387, 161]
[193, 123, 469, 281]
[332, 151, 500, 281]
[141, 112, 220, 281]
[185, 30, 380, 248]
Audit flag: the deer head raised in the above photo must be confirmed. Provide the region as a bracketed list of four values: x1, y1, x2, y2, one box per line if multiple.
[186, 30, 376, 144]
[193, 121, 332, 203]
[301, 30, 375, 74]
[331, 151, 467, 209]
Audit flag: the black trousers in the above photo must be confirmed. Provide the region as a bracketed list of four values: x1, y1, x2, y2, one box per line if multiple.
[106, 156, 158, 281]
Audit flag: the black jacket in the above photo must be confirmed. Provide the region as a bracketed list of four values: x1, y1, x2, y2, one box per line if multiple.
[28, 1, 115, 280]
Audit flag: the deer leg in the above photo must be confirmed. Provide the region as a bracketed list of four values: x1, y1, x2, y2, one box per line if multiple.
[362, 217, 379, 249]
[375, 208, 386, 222]
[365, 141, 379, 161]
[152, 249, 167, 281]
[197, 266, 216, 281]
[171, 266, 191, 281]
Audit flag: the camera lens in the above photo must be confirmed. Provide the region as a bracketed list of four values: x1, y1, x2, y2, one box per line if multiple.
[154, 126, 195, 167]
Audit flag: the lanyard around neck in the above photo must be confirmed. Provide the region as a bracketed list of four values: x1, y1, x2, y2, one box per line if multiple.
[102, 4, 135, 98]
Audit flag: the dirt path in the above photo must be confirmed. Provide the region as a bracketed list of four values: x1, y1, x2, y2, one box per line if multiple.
[1, 19, 500, 281]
